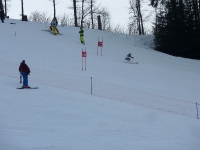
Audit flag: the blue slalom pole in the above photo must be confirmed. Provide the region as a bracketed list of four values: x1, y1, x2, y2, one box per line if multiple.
[91, 77, 92, 95]
[196, 103, 199, 119]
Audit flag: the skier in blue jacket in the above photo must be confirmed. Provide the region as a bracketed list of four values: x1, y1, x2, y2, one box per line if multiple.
[125, 53, 134, 61]
[50, 17, 59, 34]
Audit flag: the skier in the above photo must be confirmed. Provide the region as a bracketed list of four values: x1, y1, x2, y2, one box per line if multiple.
[79, 28, 85, 44]
[19, 60, 30, 88]
[50, 17, 59, 35]
[125, 53, 134, 61]
[0, 9, 5, 23]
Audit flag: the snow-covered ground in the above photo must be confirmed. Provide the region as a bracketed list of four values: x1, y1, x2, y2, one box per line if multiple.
[0, 19, 200, 150]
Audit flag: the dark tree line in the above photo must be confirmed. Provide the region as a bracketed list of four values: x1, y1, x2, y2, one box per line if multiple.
[151, 0, 200, 59]
[0, 0, 3, 10]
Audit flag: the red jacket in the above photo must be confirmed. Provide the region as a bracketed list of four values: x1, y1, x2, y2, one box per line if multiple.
[19, 62, 30, 74]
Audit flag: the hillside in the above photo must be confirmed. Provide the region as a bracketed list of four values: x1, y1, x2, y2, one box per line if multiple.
[0, 19, 200, 150]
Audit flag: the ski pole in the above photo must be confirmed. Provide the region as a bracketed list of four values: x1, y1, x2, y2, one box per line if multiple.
[20, 73, 22, 83]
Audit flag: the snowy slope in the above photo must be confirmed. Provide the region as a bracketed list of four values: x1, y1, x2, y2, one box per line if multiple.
[0, 19, 200, 150]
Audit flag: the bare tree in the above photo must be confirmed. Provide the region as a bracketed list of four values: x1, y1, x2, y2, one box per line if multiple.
[88, 0, 95, 28]
[29, 11, 42, 22]
[80, 0, 84, 28]
[97, 15, 102, 30]
[80, 0, 101, 28]
[3, 0, 11, 17]
[20, 0, 28, 20]
[112, 23, 126, 33]
[98, 6, 111, 31]
[59, 13, 74, 26]
[3, 0, 6, 15]
[48, 0, 58, 18]
[29, 11, 51, 23]
[80, 0, 91, 28]
[85, 0, 99, 29]
[69, 0, 110, 29]
[0, 0, 3, 10]
[73, 0, 78, 26]
[69, 0, 111, 30]
[69, 0, 80, 26]
[21, 0, 24, 17]
[128, 0, 145, 35]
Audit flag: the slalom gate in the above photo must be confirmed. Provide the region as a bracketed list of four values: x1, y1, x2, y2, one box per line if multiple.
[0, 60, 199, 119]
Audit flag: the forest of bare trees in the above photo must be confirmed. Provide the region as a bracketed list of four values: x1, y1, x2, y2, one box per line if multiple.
[0, 0, 153, 34]
[1, 0, 154, 34]
[0, 0, 154, 34]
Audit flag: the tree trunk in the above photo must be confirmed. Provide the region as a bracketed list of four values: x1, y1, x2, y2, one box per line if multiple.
[199, 0, 200, 20]
[21, 0, 28, 21]
[0, 0, 3, 10]
[81, 0, 84, 29]
[21, 0, 24, 17]
[73, 0, 78, 27]
[4, 0, 6, 16]
[137, 0, 144, 35]
[53, 0, 56, 18]
[90, 0, 94, 29]
[97, 15, 102, 30]
[136, 0, 141, 34]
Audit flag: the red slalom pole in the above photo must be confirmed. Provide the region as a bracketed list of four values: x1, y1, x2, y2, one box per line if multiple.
[82, 48, 87, 71]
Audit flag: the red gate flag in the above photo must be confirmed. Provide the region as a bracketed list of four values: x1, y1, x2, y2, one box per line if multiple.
[82, 51, 87, 57]
[98, 41, 103, 47]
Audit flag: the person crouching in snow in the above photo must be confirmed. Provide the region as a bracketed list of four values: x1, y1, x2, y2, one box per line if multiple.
[50, 17, 59, 35]
[79, 28, 85, 44]
[125, 53, 134, 61]
[19, 60, 30, 88]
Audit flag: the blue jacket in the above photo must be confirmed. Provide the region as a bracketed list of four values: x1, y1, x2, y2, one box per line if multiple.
[51, 20, 57, 27]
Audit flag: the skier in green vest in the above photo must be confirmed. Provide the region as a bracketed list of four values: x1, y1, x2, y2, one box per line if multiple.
[79, 28, 85, 45]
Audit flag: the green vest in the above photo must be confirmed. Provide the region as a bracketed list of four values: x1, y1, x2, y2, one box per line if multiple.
[79, 30, 84, 36]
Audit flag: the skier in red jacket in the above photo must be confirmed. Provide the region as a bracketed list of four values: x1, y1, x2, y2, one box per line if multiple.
[19, 60, 30, 88]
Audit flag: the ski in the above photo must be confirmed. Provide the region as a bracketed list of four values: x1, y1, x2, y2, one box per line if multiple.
[42, 29, 49, 31]
[42, 29, 63, 35]
[124, 61, 138, 64]
[17, 87, 38, 89]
